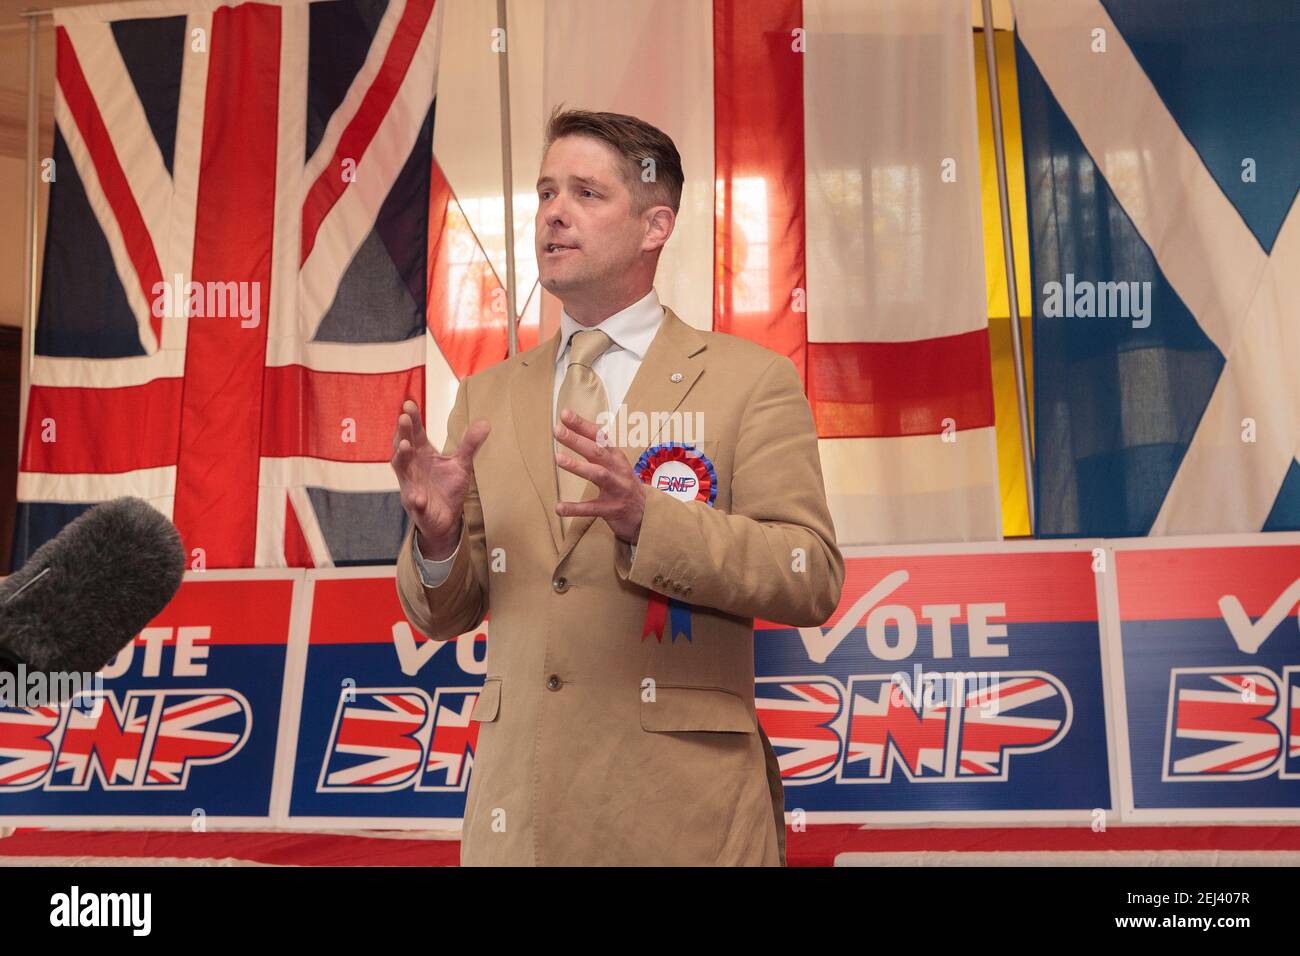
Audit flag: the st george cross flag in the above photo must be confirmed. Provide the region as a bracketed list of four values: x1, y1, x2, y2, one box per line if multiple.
[430, 0, 1003, 546]
[1016, 0, 1300, 537]
[14, 0, 442, 569]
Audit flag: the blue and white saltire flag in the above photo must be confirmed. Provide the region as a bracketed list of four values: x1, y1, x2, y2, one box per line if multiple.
[1014, 0, 1300, 537]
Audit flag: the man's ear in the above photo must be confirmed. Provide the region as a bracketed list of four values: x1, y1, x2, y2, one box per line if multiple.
[642, 205, 675, 253]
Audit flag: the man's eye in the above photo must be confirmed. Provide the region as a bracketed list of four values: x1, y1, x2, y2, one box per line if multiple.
[581, 190, 596, 198]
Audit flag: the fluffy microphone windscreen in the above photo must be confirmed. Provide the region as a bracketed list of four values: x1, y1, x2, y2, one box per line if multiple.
[0, 497, 187, 674]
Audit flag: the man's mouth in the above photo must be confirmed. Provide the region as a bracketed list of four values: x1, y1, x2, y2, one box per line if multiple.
[544, 243, 577, 255]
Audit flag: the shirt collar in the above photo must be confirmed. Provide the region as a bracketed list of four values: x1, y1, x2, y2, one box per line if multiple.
[556, 287, 664, 367]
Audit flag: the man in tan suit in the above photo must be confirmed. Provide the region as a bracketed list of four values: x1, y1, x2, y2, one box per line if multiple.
[391, 108, 843, 866]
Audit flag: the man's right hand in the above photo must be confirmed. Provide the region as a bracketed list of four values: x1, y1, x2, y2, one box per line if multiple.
[390, 399, 491, 559]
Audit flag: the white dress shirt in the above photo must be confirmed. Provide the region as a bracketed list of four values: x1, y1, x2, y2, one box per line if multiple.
[413, 287, 666, 586]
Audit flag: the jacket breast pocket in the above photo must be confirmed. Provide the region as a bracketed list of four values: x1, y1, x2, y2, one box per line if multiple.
[640, 685, 755, 733]
[471, 678, 501, 722]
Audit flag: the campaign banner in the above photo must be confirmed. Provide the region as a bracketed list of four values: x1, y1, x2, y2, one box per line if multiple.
[0, 571, 301, 826]
[1110, 535, 1300, 821]
[755, 542, 1116, 823]
[283, 568, 487, 827]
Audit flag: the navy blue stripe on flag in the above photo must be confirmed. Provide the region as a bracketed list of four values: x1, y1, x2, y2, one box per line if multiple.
[9, 502, 95, 570]
[307, 0, 390, 163]
[110, 15, 186, 177]
[305, 488, 410, 566]
[315, 100, 434, 343]
[36, 129, 147, 358]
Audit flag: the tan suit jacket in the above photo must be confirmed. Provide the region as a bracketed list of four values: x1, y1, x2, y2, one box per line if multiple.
[396, 306, 845, 866]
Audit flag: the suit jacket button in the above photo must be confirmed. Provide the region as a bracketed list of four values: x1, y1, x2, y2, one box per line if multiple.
[546, 674, 562, 691]
[552, 576, 569, 593]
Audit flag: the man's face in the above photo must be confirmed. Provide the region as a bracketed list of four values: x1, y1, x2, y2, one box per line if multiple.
[535, 135, 647, 301]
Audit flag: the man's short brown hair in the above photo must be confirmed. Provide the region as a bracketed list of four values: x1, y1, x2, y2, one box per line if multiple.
[543, 106, 683, 216]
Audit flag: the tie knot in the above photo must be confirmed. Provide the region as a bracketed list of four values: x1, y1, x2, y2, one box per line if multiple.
[567, 329, 613, 369]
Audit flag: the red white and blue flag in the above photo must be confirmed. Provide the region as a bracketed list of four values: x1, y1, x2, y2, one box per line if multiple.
[14, 0, 444, 569]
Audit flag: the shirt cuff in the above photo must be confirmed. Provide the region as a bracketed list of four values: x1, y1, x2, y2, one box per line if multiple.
[413, 527, 460, 588]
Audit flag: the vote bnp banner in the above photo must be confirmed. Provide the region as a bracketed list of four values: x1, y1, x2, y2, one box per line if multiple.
[4, 536, 1300, 826]
[283, 568, 487, 827]
[755, 542, 1116, 823]
[1109, 534, 1300, 821]
[0, 571, 301, 827]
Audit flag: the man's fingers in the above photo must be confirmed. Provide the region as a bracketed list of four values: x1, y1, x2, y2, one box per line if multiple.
[401, 399, 427, 437]
[553, 419, 609, 464]
[555, 452, 609, 488]
[395, 400, 431, 452]
[558, 408, 612, 448]
[555, 498, 604, 518]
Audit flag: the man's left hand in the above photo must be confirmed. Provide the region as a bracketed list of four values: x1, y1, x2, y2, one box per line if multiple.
[553, 408, 647, 544]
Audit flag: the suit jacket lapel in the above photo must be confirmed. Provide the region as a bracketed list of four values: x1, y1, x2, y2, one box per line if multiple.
[511, 328, 565, 554]
[556, 306, 707, 562]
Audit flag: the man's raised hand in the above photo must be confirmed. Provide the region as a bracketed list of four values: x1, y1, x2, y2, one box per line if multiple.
[390, 399, 490, 558]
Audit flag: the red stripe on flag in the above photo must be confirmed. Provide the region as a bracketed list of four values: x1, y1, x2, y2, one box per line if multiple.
[55, 27, 164, 348]
[172, 5, 280, 568]
[714, 0, 807, 381]
[426, 158, 508, 377]
[21, 382, 181, 473]
[300, 0, 436, 265]
[807, 331, 996, 438]
[260, 365, 424, 460]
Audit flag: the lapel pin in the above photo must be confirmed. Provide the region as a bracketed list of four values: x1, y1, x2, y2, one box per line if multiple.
[670, 372, 683, 383]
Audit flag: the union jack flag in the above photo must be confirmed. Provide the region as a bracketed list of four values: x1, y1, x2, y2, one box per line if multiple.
[15, 0, 449, 569]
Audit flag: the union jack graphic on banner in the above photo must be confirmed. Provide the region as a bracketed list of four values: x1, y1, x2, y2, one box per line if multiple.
[141, 692, 250, 786]
[423, 690, 478, 789]
[15, 0, 445, 569]
[1165, 670, 1283, 779]
[755, 678, 844, 784]
[320, 691, 427, 791]
[839, 671, 1070, 783]
[51, 690, 251, 790]
[956, 675, 1070, 777]
[0, 706, 62, 790]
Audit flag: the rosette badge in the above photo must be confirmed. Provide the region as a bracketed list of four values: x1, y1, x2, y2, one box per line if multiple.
[633, 442, 718, 642]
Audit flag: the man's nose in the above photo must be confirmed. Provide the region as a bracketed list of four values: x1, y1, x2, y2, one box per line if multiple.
[543, 195, 571, 226]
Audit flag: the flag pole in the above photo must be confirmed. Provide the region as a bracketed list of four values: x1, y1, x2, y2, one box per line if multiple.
[980, 0, 1035, 535]
[19, 11, 46, 500]
[495, 0, 518, 357]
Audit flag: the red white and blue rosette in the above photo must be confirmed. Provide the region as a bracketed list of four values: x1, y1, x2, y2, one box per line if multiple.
[634, 442, 717, 643]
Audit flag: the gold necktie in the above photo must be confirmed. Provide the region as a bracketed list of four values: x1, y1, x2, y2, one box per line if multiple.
[555, 328, 613, 536]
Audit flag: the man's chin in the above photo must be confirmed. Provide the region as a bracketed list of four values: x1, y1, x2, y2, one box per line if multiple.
[540, 272, 586, 294]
